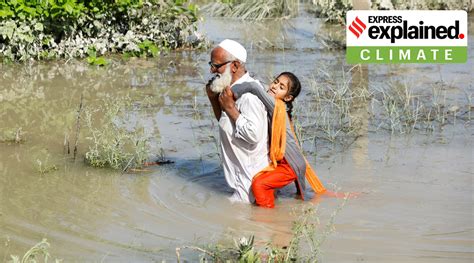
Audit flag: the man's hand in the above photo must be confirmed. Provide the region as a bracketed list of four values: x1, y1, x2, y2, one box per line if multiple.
[219, 87, 240, 123]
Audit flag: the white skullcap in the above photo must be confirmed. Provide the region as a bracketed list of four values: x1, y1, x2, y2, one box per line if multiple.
[218, 39, 247, 63]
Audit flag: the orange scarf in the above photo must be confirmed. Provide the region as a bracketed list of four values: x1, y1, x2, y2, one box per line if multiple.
[254, 99, 326, 194]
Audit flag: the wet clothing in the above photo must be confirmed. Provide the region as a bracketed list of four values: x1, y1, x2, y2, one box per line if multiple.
[251, 99, 298, 208]
[232, 82, 326, 201]
[219, 73, 269, 203]
[252, 158, 297, 208]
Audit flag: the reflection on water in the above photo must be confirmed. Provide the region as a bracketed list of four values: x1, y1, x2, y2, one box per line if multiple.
[0, 14, 473, 262]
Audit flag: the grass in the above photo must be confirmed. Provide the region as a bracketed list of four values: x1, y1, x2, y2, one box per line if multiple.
[83, 96, 155, 171]
[294, 64, 373, 148]
[7, 238, 60, 263]
[372, 80, 472, 133]
[179, 197, 348, 262]
[0, 127, 24, 144]
[35, 158, 58, 175]
[203, 0, 299, 20]
[293, 63, 472, 154]
[202, 0, 472, 25]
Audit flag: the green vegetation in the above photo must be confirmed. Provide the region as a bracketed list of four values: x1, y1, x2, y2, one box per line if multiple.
[294, 64, 472, 150]
[310, 0, 472, 24]
[84, 96, 153, 171]
[382, 0, 472, 10]
[4, 200, 347, 262]
[86, 47, 108, 66]
[0, 127, 24, 143]
[203, 0, 299, 20]
[33, 149, 59, 175]
[8, 238, 60, 263]
[0, 0, 203, 62]
[35, 158, 58, 175]
[180, 199, 348, 262]
[295, 64, 372, 145]
[309, 0, 352, 24]
[373, 79, 471, 133]
[123, 39, 160, 58]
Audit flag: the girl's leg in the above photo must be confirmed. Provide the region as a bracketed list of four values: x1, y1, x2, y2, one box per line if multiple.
[252, 161, 297, 208]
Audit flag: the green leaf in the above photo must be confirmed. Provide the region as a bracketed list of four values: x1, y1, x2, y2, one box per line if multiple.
[34, 22, 44, 31]
[87, 47, 96, 58]
[64, 3, 74, 14]
[94, 57, 108, 66]
[87, 56, 95, 64]
[0, 21, 16, 40]
[0, 8, 14, 18]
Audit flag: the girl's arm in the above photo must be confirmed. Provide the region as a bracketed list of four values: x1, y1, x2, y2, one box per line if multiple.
[232, 82, 276, 112]
[232, 82, 307, 181]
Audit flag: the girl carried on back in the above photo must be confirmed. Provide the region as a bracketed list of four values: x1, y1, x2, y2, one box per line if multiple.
[232, 72, 326, 208]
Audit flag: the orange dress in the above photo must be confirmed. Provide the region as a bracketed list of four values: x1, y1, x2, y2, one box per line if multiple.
[252, 100, 326, 208]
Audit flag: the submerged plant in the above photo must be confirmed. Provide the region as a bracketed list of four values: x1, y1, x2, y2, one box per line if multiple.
[372, 79, 470, 133]
[182, 199, 348, 262]
[235, 236, 261, 263]
[8, 238, 60, 263]
[296, 62, 471, 148]
[34, 150, 58, 175]
[0, 127, 24, 143]
[203, 0, 299, 20]
[375, 81, 422, 133]
[294, 64, 372, 147]
[86, 48, 109, 66]
[286, 199, 347, 262]
[83, 96, 154, 171]
[123, 40, 162, 58]
[35, 159, 58, 175]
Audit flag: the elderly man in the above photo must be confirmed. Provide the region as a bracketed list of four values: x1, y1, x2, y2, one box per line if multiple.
[205, 39, 269, 203]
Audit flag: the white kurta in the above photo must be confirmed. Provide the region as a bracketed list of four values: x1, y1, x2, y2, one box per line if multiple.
[218, 73, 270, 203]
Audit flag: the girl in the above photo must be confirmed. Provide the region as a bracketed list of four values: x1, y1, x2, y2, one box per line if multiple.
[267, 72, 300, 124]
[232, 72, 326, 208]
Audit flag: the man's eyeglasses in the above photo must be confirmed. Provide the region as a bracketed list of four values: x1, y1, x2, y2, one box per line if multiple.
[208, 60, 232, 70]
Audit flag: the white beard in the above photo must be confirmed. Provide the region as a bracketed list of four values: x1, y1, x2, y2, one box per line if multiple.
[210, 64, 232, 94]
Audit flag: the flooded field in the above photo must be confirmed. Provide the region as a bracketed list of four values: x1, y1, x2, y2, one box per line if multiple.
[1, 14, 473, 262]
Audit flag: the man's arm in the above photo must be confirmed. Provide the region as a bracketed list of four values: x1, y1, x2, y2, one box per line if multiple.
[206, 84, 222, 120]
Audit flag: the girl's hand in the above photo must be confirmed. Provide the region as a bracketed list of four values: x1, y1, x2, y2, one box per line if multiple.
[219, 87, 240, 123]
[218, 86, 236, 112]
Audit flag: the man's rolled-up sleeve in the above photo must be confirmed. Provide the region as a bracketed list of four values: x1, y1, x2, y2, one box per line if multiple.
[234, 94, 266, 144]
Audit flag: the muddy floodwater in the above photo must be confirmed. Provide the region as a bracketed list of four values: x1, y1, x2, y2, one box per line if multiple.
[1, 14, 473, 262]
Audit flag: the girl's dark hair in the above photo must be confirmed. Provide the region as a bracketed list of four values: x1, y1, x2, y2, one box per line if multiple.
[277, 72, 301, 120]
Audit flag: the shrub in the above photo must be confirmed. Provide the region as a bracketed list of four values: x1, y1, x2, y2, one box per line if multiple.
[202, 0, 299, 20]
[0, 0, 203, 62]
[84, 96, 153, 171]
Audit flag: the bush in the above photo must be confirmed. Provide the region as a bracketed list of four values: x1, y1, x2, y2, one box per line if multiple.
[202, 0, 299, 20]
[84, 96, 153, 170]
[0, 0, 203, 62]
